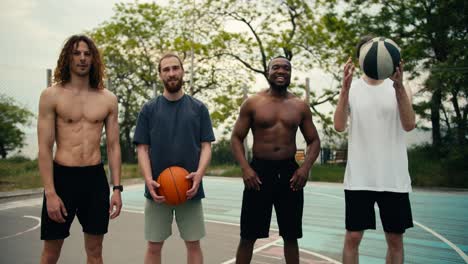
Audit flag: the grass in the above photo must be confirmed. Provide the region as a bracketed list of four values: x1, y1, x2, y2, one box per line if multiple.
[0, 161, 142, 192]
[206, 163, 345, 182]
[309, 164, 345, 182]
[0, 159, 41, 191]
[408, 145, 468, 188]
[0, 162, 344, 192]
[1, 148, 466, 192]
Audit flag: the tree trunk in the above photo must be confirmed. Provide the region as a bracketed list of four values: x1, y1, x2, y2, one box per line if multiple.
[124, 128, 136, 163]
[0, 144, 6, 159]
[431, 88, 442, 148]
[451, 91, 467, 146]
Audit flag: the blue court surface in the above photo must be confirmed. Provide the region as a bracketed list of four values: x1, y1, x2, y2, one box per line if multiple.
[123, 177, 468, 264]
[0, 176, 467, 263]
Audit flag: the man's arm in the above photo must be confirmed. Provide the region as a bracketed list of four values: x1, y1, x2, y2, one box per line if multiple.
[186, 141, 212, 199]
[105, 93, 122, 219]
[290, 102, 321, 190]
[334, 57, 354, 132]
[231, 98, 261, 190]
[37, 88, 67, 223]
[136, 144, 164, 202]
[390, 62, 416, 131]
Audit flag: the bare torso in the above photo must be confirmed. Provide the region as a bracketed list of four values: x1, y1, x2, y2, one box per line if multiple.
[249, 90, 305, 160]
[49, 85, 114, 166]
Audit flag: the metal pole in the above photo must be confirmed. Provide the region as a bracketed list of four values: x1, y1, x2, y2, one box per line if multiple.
[189, 0, 195, 90]
[242, 85, 249, 160]
[153, 82, 157, 97]
[46, 69, 52, 87]
[106, 78, 111, 90]
[305, 77, 311, 175]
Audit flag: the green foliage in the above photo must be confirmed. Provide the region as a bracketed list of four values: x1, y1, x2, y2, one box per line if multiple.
[201, 0, 351, 143]
[206, 164, 241, 177]
[0, 161, 141, 192]
[309, 164, 345, 182]
[0, 158, 40, 191]
[0, 94, 34, 159]
[408, 144, 468, 188]
[5, 155, 31, 163]
[211, 139, 236, 165]
[121, 164, 140, 180]
[90, 1, 247, 161]
[316, 0, 468, 148]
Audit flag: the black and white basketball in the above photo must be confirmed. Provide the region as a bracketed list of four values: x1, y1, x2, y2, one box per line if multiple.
[359, 37, 401, 80]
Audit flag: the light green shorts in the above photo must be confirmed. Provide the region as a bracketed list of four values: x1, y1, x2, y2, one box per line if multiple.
[144, 198, 205, 242]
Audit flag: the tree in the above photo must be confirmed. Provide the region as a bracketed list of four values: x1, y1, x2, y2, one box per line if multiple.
[202, 0, 349, 142]
[0, 94, 33, 159]
[316, 0, 468, 149]
[90, 1, 246, 162]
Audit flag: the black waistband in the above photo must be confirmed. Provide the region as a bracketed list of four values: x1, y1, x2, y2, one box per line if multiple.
[53, 161, 103, 170]
[251, 156, 296, 165]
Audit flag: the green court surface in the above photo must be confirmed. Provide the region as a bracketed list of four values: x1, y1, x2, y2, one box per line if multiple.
[0, 176, 466, 263]
[123, 177, 468, 264]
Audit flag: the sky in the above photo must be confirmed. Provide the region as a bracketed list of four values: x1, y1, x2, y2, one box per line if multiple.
[0, 0, 431, 158]
[0, 0, 157, 158]
[1, 0, 153, 69]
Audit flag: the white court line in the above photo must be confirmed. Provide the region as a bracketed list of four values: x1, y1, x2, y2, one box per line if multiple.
[414, 221, 468, 263]
[220, 238, 282, 264]
[0, 215, 41, 240]
[299, 248, 341, 264]
[256, 253, 282, 259]
[307, 190, 468, 263]
[0, 198, 42, 211]
[122, 208, 341, 264]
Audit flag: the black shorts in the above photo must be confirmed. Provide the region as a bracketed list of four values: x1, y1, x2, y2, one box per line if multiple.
[41, 162, 110, 240]
[345, 190, 413, 234]
[240, 157, 303, 239]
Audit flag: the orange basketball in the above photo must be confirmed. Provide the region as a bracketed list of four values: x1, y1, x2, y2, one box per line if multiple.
[156, 166, 192, 205]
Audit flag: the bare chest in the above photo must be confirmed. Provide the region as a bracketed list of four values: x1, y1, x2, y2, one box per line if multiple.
[55, 92, 110, 123]
[253, 101, 302, 129]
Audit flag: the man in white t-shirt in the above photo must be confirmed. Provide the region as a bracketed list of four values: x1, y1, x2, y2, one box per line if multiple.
[334, 35, 416, 264]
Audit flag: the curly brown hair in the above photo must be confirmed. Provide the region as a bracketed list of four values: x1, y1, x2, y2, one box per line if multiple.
[54, 35, 105, 89]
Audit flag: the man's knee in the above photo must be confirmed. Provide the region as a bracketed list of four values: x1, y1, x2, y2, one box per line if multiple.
[385, 233, 403, 252]
[345, 231, 364, 248]
[41, 252, 60, 264]
[147, 241, 164, 256]
[84, 234, 104, 259]
[85, 242, 103, 258]
[185, 240, 201, 251]
[239, 238, 256, 248]
[41, 240, 63, 264]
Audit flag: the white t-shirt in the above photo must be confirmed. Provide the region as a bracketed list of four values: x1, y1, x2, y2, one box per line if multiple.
[344, 78, 412, 192]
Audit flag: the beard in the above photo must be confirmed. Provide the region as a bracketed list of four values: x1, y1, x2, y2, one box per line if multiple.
[268, 77, 290, 92]
[70, 65, 91, 77]
[163, 78, 183, 93]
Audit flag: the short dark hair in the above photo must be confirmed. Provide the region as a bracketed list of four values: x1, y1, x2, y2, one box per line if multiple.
[355, 35, 376, 59]
[54, 35, 105, 89]
[267, 56, 291, 71]
[158, 53, 184, 73]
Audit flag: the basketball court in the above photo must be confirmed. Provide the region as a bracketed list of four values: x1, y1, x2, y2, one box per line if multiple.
[1, 176, 467, 263]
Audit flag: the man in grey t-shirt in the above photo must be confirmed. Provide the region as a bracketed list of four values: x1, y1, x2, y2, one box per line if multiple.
[133, 53, 215, 264]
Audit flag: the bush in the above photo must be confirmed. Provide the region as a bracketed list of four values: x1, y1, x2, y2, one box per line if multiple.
[211, 139, 237, 165]
[408, 144, 468, 188]
[6, 155, 31, 163]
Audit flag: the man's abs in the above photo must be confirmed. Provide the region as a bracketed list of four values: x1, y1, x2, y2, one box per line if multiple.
[252, 141, 297, 160]
[54, 118, 105, 166]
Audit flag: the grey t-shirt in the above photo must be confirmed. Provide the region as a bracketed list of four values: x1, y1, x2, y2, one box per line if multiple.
[133, 94, 215, 200]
